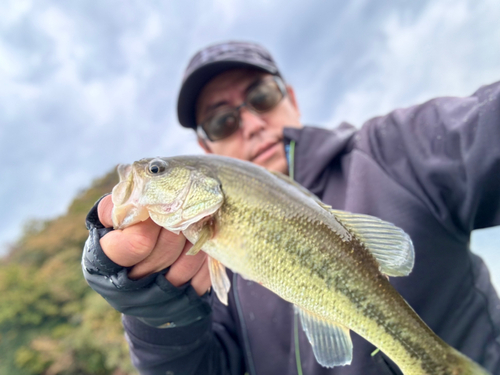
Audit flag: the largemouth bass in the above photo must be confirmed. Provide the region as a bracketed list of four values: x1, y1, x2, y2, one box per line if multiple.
[111, 155, 490, 375]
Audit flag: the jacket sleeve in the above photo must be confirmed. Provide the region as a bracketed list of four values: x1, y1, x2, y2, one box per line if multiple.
[82, 196, 245, 375]
[361, 80, 500, 237]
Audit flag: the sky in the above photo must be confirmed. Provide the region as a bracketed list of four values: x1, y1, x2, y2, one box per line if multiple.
[0, 0, 499, 287]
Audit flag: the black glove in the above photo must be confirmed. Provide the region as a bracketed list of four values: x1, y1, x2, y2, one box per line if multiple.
[81, 195, 212, 328]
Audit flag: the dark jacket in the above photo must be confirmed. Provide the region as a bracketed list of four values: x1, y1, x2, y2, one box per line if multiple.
[83, 81, 500, 375]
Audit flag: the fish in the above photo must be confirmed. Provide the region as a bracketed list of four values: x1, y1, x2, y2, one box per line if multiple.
[111, 155, 490, 375]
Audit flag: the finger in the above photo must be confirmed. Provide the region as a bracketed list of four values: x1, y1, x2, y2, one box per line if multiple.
[100, 218, 161, 267]
[128, 229, 187, 279]
[166, 242, 207, 287]
[97, 195, 114, 228]
[190, 257, 212, 296]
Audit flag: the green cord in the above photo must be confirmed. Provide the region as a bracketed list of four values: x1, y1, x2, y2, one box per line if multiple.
[289, 140, 296, 180]
[371, 348, 381, 356]
[294, 312, 304, 375]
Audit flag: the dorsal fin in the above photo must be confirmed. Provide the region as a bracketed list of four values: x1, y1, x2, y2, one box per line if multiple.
[270, 171, 414, 277]
[330, 210, 414, 277]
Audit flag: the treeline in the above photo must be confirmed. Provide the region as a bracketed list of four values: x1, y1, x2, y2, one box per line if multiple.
[0, 171, 137, 375]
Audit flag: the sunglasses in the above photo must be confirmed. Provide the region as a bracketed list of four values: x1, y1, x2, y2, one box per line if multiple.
[197, 76, 287, 142]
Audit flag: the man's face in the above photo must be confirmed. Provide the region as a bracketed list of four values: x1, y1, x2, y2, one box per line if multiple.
[196, 69, 302, 174]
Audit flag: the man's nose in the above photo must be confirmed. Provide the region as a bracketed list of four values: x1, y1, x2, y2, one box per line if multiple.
[240, 107, 266, 139]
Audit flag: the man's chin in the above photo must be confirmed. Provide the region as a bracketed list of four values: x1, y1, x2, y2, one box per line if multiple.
[259, 157, 289, 175]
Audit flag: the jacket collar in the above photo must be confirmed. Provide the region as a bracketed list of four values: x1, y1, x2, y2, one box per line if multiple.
[283, 124, 357, 196]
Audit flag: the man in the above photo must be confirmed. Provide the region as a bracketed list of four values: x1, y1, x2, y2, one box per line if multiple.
[83, 41, 500, 375]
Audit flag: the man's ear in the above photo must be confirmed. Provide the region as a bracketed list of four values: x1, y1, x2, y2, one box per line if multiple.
[197, 137, 213, 154]
[286, 85, 301, 117]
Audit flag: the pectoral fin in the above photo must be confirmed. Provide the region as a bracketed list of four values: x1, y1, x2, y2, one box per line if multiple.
[186, 221, 213, 256]
[208, 256, 231, 306]
[296, 306, 352, 367]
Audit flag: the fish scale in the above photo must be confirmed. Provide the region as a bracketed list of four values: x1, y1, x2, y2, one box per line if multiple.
[112, 155, 490, 375]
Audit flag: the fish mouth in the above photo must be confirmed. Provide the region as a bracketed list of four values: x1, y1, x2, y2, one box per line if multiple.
[112, 203, 149, 230]
[111, 167, 196, 230]
[112, 164, 133, 207]
[111, 164, 150, 229]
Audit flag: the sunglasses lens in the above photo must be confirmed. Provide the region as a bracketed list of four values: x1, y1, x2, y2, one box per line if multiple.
[199, 77, 285, 142]
[203, 110, 240, 141]
[247, 79, 283, 112]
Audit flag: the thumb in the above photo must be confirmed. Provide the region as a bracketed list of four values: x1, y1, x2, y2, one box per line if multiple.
[98, 195, 114, 228]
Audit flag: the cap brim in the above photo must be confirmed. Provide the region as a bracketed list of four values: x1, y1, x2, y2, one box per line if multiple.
[177, 60, 278, 129]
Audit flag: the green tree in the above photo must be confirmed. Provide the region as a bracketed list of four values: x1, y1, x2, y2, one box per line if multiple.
[0, 170, 137, 375]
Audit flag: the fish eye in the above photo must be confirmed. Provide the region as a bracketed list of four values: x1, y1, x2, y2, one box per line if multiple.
[148, 159, 167, 175]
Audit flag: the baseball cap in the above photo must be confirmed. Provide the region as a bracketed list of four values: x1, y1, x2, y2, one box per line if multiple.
[177, 41, 282, 129]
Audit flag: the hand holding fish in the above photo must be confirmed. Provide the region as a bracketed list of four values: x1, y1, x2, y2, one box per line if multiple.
[97, 195, 212, 295]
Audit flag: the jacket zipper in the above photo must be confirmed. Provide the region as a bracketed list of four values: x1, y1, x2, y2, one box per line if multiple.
[233, 273, 257, 375]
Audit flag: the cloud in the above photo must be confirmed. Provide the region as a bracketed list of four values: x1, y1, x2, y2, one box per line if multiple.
[0, 1, 199, 251]
[325, 0, 500, 127]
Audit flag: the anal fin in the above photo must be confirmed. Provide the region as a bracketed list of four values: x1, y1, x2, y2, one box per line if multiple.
[208, 256, 231, 306]
[296, 306, 352, 367]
